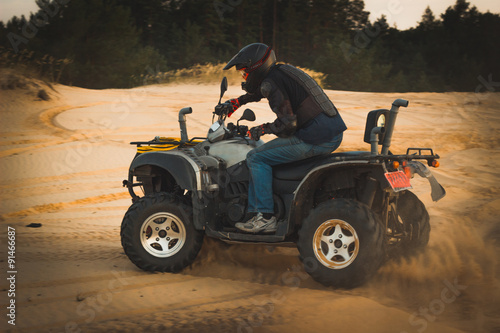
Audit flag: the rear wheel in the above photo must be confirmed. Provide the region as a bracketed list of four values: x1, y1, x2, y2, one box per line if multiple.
[121, 192, 203, 272]
[391, 190, 430, 256]
[297, 199, 384, 288]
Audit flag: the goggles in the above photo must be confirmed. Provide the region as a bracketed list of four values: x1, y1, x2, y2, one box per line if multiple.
[239, 69, 249, 81]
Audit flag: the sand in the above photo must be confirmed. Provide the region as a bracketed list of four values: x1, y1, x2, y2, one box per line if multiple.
[0, 79, 499, 333]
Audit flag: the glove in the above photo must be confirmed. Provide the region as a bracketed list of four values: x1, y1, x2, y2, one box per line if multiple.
[225, 98, 240, 117]
[248, 124, 269, 141]
[214, 102, 233, 116]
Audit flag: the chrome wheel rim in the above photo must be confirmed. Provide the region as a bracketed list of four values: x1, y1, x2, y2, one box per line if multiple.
[313, 219, 360, 269]
[140, 212, 186, 258]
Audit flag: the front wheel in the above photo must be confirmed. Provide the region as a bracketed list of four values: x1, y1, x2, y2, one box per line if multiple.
[120, 192, 203, 272]
[297, 199, 384, 288]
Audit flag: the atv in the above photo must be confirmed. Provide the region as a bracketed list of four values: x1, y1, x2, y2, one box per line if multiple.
[120, 77, 446, 288]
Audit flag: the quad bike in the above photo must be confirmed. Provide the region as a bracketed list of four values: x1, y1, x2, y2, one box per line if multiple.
[120, 77, 446, 288]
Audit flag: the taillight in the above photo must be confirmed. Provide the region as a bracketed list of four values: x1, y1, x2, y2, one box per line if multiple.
[398, 160, 411, 178]
[431, 160, 440, 168]
[403, 166, 411, 179]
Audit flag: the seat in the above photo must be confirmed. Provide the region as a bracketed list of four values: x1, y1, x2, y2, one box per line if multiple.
[273, 151, 370, 181]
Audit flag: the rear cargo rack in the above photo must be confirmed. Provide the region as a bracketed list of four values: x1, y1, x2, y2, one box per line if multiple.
[406, 148, 434, 156]
[328, 149, 440, 166]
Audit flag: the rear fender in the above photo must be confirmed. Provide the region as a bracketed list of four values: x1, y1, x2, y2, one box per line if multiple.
[408, 161, 446, 201]
[288, 161, 389, 228]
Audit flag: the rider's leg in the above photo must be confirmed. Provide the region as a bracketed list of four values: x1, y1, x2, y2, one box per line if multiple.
[238, 133, 343, 233]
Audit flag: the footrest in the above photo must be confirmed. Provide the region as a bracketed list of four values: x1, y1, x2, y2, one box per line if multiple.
[206, 227, 286, 243]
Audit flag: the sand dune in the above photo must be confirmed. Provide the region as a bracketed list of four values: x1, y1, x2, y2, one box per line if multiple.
[0, 80, 499, 333]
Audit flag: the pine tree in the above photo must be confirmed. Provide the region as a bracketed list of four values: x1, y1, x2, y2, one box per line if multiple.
[418, 6, 439, 31]
[34, 0, 165, 88]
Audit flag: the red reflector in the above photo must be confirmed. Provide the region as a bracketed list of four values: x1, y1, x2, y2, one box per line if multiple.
[385, 171, 412, 192]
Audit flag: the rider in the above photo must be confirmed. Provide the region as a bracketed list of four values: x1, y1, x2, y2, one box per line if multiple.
[223, 43, 347, 233]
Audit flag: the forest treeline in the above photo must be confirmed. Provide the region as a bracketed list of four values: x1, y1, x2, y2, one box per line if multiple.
[0, 0, 498, 92]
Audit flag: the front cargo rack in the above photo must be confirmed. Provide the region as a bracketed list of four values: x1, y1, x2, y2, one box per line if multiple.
[130, 137, 206, 154]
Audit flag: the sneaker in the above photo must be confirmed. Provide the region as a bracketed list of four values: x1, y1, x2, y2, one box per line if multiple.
[235, 213, 277, 234]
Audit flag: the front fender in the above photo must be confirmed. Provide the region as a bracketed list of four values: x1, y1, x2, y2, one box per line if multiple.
[130, 151, 200, 191]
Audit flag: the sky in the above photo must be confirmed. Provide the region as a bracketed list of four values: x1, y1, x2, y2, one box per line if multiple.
[1, 0, 500, 30]
[362, 0, 500, 29]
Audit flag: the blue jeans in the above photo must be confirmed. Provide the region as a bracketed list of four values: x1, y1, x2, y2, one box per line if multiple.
[246, 133, 343, 214]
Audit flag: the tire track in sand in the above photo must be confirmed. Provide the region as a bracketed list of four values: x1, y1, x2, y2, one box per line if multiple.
[21, 283, 274, 333]
[3, 274, 202, 308]
[1, 192, 129, 219]
[0, 167, 127, 189]
[0, 102, 114, 158]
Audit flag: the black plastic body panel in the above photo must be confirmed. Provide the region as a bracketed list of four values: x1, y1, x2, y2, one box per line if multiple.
[130, 152, 197, 191]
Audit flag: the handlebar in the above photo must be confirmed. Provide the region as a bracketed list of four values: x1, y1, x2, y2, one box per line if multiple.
[212, 102, 233, 125]
[213, 102, 255, 141]
[214, 103, 232, 117]
[226, 122, 249, 139]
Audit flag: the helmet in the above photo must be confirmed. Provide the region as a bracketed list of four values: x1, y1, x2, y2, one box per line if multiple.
[223, 43, 276, 93]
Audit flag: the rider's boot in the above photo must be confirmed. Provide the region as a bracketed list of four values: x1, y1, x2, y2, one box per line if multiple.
[235, 213, 277, 233]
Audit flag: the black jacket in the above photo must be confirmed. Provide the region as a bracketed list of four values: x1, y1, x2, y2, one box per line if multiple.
[238, 64, 347, 144]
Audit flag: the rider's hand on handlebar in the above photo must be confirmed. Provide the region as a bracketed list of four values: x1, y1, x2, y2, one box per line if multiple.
[248, 124, 269, 141]
[214, 102, 233, 116]
[224, 98, 240, 117]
